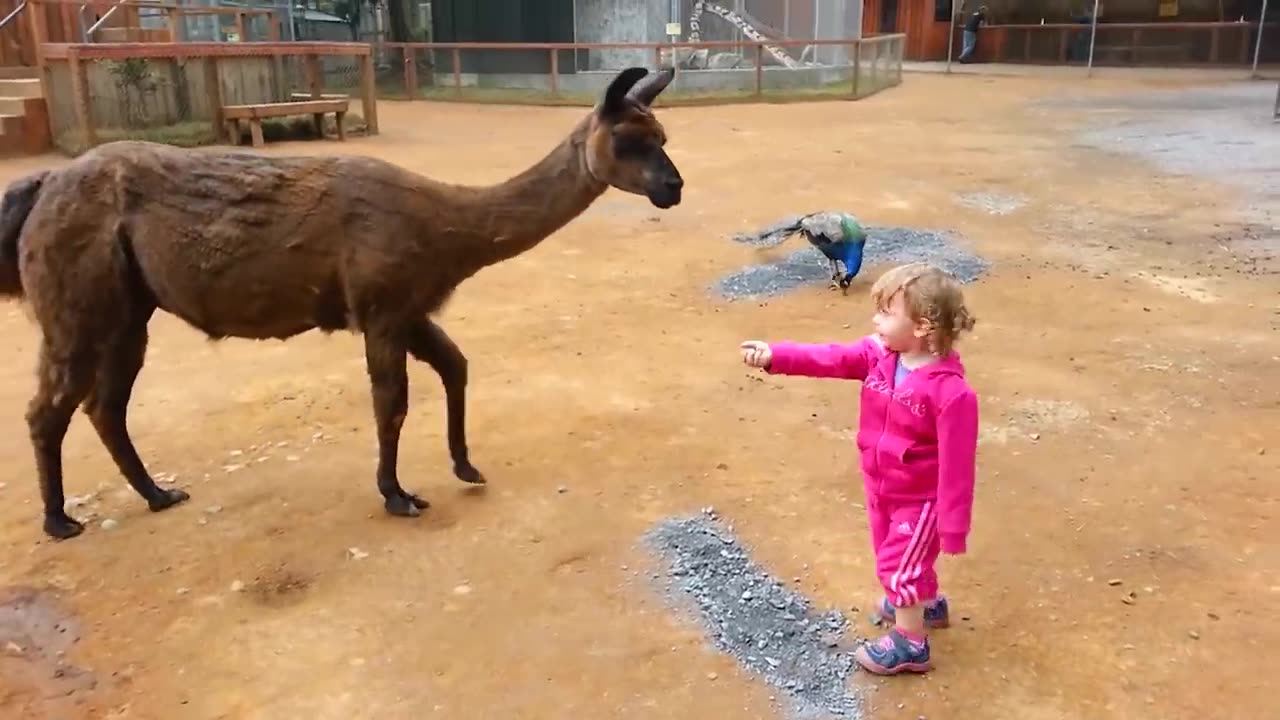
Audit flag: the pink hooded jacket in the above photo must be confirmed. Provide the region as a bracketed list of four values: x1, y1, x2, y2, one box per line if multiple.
[766, 337, 979, 554]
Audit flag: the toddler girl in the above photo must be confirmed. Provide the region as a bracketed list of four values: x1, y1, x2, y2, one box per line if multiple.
[739, 262, 979, 675]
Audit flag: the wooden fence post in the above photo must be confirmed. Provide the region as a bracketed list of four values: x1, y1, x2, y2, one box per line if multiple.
[359, 51, 378, 133]
[404, 46, 417, 99]
[304, 53, 322, 98]
[754, 42, 763, 97]
[67, 47, 95, 148]
[451, 47, 461, 96]
[204, 55, 224, 141]
[851, 40, 860, 96]
[549, 47, 558, 96]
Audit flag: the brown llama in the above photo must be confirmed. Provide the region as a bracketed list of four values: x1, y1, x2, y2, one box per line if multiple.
[0, 66, 684, 541]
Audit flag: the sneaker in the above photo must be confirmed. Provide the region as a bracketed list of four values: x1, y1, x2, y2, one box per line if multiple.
[879, 595, 951, 629]
[853, 629, 932, 675]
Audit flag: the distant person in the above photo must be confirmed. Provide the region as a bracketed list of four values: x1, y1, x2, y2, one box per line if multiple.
[958, 5, 987, 63]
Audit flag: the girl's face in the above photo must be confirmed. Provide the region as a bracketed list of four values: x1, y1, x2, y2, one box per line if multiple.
[873, 291, 930, 353]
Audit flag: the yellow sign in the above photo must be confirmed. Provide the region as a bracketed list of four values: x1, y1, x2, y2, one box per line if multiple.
[665, 22, 681, 36]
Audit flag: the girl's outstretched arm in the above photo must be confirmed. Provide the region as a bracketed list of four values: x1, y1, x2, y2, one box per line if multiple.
[765, 335, 886, 381]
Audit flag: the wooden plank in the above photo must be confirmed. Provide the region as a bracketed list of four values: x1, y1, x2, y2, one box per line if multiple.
[221, 99, 348, 119]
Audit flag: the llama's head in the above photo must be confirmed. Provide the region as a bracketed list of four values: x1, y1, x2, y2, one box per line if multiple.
[586, 66, 683, 209]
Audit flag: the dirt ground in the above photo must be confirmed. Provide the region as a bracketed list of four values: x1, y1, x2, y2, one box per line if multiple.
[1, 71, 1277, 720]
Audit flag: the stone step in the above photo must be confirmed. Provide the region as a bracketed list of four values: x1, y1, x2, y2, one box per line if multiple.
[0, 78, 41, 99]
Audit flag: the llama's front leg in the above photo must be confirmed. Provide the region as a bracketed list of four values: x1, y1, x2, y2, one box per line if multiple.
[84, 315, 189, 514]
[407, 319, 484, 485]
[364, 333, 429, 516]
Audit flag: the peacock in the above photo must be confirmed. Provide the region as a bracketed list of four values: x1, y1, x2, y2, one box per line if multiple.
[733, 211, 869, 294]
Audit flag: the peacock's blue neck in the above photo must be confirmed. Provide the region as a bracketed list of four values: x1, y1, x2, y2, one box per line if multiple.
[842, 241, 866, 282]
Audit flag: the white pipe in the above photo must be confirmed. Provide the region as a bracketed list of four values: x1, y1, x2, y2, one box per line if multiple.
[1086, 0, 1100, 77]
[1252, 0, 1269, 79]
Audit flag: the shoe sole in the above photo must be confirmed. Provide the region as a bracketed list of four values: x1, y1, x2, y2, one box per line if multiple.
[853, 648, 932, 675]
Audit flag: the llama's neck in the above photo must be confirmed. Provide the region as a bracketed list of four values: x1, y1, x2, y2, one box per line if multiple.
[455, 122, 608, 273]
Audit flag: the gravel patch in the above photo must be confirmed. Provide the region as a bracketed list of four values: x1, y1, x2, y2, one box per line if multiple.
[1047, 82, 1280, 257]
[954, 191, 1028, 216]
[645, 510, 862, 720]
[717, 222, 991, 300]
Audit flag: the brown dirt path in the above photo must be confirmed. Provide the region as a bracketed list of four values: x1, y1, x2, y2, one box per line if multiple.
[0, 72, 1276, 720]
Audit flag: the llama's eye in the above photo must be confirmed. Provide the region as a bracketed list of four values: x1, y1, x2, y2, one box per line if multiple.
[614, 136, 650, 159]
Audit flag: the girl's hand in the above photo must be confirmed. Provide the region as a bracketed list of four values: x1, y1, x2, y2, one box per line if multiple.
[740, 341, 773, 369]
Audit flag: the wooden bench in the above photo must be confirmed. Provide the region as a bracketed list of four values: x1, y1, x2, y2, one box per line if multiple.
[221, 98, 350, 148]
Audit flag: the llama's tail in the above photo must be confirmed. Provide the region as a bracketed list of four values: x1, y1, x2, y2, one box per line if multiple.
[0, 169, 48, 298]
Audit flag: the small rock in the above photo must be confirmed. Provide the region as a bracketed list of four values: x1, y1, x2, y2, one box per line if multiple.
[347, 547, 369, 560]
[1207, 611, 1220, 621]
[452, 584, 472, 596]
[229, 450, 243, 457]
[556, 485, 568, 494]
[4, 641, 23, 656]
[100, 518, 119, 531]
[286, 455, 301, 462]
[222, 464, 245, 473]
[1029, 433, 1041, 441]
[1121, 592, 1137, 605]
[706, 671, 718, 681]
[204, 505, 223, 515]
[1187, 630, 1200, 640]
[1107, 578, 1123, 586]
[230, 580, 246, 593]
[176, 587, 190, 595]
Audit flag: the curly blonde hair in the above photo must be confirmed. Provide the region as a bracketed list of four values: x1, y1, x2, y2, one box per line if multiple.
[870, 262, 977, 356]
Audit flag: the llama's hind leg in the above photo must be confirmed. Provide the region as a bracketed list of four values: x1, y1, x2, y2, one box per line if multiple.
[27, 344, 98, 540]
[82, 312, 189, 513]
[406, 319, 484, 485]
[365, 331, 429, 516]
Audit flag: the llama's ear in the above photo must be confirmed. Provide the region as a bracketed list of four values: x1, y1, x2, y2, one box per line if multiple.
[600, 67, 649, 118]
[627, 66, 675, 107]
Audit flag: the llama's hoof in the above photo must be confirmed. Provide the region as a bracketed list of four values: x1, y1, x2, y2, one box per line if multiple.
[44, 513, 85, 540]
[454, 462, 486, 485]
[385, 491, 430, 517]
[148, 488, 190, 512]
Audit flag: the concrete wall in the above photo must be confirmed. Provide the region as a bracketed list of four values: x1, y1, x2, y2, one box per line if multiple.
[575, 0, 668, 69]
[430, 61, 901, 95]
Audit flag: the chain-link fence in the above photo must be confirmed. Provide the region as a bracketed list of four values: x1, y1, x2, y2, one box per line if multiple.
[569, 0, 864, 72]
[42, 44, 375, 154]
[378, 34, 904, 106]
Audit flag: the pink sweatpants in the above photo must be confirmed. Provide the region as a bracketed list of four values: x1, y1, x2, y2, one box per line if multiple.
[867, 495, 940, 608]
